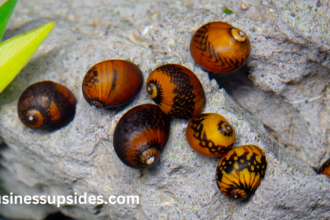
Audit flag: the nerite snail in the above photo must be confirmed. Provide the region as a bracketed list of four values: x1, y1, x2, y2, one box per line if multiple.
[186, 113, 236, 157]
[190, 21, 250, 74]
[82, 59, 143, 108]
[146, 64, 205, 119]
[216, 145, 267, 200]
[17, 80, 77, 130]
[113, 104, 171, 169]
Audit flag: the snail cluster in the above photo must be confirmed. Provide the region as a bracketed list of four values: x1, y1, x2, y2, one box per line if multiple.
[185, 113, 267, 200]
[17, 21, 268, 201]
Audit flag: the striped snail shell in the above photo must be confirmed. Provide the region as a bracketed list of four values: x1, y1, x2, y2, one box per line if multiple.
[113, 104, 171, 169]
[82, 59, 143, 108]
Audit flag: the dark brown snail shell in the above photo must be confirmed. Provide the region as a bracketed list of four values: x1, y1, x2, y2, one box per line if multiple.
[113, 104, 171, 169]
[190, 21, 250, 74]
[17, 80, 77, 130]
[146, 64, 205, 119]
[82, 59, 144, 108]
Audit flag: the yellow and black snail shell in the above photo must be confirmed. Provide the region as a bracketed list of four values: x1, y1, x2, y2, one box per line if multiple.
[146, 64, 205, 119]
[190, 21, 250, 74]
[113, 104, 171, 169]
[82, 59, 143, 108]
[216, 145, 267, 200]
[186, 113, 235, 157]
[17, 80, 77, 130]
[317, 158, 330, 178]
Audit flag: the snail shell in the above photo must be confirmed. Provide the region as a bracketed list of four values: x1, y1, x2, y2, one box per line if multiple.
[190, 21, 250, 74]
[113, 104, 171, 169]
[82, 59, 143, 108]
[317, 158, 330, 178]
[186, 113, 235, 157]
[216, 145, 267, 200]
[17, 80, 77, 130]
[146, 64, 205, 119]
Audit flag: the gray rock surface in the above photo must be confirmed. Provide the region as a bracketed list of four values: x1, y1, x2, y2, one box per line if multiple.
[223, 0, 330, 168]
[0, 0, 329, 219]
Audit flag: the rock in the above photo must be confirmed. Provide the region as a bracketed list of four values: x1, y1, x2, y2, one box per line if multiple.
[220, 0, 330, 168]
[0, 167, 58, 220]
[0, 0, 329, 219]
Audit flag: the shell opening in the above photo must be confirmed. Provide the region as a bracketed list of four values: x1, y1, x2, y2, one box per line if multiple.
[231, 28, 247, 42]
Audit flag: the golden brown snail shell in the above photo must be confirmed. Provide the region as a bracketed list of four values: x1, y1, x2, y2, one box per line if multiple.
[186, 113, 236, 157]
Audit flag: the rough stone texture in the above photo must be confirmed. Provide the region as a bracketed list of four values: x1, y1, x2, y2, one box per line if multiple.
[223, 0, 330, 168]
[0, 0, 329, 219]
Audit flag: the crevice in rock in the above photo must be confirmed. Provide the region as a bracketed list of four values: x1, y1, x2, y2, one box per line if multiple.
[209, 61, 330, 168]
[44, 212, 74, 220]
[93, 204, 104, 215]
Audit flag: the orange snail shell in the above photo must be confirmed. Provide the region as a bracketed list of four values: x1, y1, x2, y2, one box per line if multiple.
[82, 59, 143, 108]
[190, 21, 251, 74]
[146, 64, 205, 119]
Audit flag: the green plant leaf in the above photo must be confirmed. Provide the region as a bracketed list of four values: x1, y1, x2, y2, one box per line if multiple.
[0, 0, 19, 41]
[223, 7, 233, 15]
[0, 21, 56, 93]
